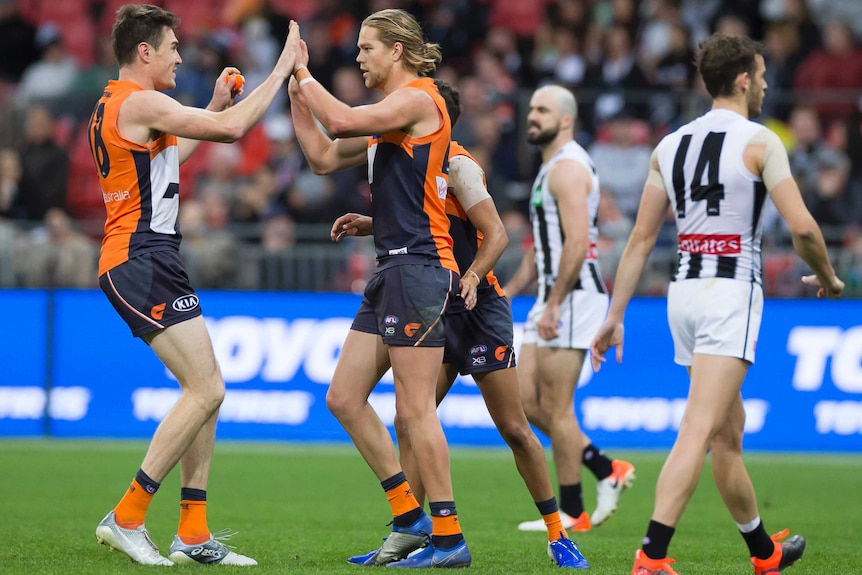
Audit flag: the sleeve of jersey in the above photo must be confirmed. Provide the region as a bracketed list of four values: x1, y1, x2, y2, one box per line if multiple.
[449, 155, 491, 211]
[645, 148, 666, 192]
[751, 128, 793, 190]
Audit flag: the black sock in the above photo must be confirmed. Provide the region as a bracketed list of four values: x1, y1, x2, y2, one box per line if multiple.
[582, 444, 614, 480]
[741, 520, 774, 560]
[393, 507, 423, 528]
[642, 520, 675, 560]
[535, 497, 559, 516]
[180, 487, 206, 501]
[135, 468, 160, 495]
[559, 483, 583, 517]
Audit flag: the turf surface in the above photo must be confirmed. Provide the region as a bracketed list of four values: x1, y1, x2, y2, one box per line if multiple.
[0, 440, 858, 574]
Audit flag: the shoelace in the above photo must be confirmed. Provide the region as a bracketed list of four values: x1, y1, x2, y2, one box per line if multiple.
[211, 528, 240, 550]
[770, 528, 789, 544]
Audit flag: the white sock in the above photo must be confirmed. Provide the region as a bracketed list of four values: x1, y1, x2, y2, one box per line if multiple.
[736, 516, 761, 533]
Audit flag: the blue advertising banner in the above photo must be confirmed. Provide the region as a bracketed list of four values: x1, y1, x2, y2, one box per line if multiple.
[0, 290, 49, 437]
[1, 289, 860, 451]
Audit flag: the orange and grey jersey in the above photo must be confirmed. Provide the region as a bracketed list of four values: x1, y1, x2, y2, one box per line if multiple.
[446, 141, 505, 310]
[88, 80, 181, 276]
[654, 109, 770, 284]
[366, 77, 457, 273]
[529, 140, 605, 302]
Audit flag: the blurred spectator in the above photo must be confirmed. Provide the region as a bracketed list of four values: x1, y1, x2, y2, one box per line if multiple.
[21, 207, 96, 288]
[589, 109, 652, 219]
[10, 106, 69, 221]
[836, 226, 862, 297]
[15, 23, 78, 110]
[63, 34, 117, 122]
[302, 17, 346, 92]
[485, 26, 528, 86]
[0, 0, 38, 84]
[713, 12, 751, 38]
[173, 32, 232, 108]
[650, 21, 695, 127]
[264, 112, 305, 203]
[0, 147, 21, 217]
[806, 0, 862, 39]
[472, 47, 518, 133]
[794, 21, 862, 126]
[196, 143, 247, 205]
[638, 0, 683, 76]
[232, 164, 282, 223]
[488, 0, 552, 40]
[543, 26, 588, 88]
[287, 168, 335, 223]
[179, 199, 239, 288]
[761, 20, 804, 122]
[236, 13, 285, 118]
[257, 212, 297, 290]
[329, 66, 372, 216]
[781, 0, 822, 57]
[804, 147, 862, 236]
[787, 105, 827, 196]
[423, 1, 488, 74]
[581, 24, 650, 134]
[596, 188, 633, 290]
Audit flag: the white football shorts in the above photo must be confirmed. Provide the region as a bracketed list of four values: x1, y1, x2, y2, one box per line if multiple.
[667, 277, 763, 366]
[523, 290, 608, 349]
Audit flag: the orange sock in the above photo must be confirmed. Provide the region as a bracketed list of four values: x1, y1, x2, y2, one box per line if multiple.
[543, 512, 568, 541]
[114, 479, 154, 529]
[386, 480, 421, 518]
[431, 514, 462, 537]
[178, 500, 210, 545]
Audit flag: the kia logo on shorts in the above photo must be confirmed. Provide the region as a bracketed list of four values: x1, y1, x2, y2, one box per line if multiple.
[469, 344, 487, 356]
[385, 315, 399, 325]
[172, 294, 200, 312]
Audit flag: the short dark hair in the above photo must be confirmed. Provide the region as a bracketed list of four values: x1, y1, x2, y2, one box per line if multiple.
[433, 79, 461, 126]
[695, 33, 763, 98]
[111, 4, 180, 66]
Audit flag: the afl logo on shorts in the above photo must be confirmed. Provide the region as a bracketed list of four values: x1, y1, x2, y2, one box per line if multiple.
[469, 344, 487, 356]
[385, 315, 399, 326]
[172, 294, 200, 313]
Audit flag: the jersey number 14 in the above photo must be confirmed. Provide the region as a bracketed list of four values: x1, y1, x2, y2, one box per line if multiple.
[672, 131, 726, 218]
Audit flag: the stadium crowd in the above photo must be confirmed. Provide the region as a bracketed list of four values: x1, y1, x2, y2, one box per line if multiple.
[0, 0, 860, 295]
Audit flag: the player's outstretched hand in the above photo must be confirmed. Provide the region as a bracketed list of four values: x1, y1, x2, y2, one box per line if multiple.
[274, 20, 301, 80]
[802, 274, 844, 299]
[331, 213, 372, 241]
[589, 319, 624, 372]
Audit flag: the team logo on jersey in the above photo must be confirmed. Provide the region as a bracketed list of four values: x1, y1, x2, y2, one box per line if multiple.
[384, 315, 399, 326]
[404, 323, 422, 337]
[151, 303, 166, 320]
[172, 294, 200, 313]
[436, 176, 448, 200]
[495, 345, 509, 361]
[469, 344, 487, 356]
[678, 234, 741, 255]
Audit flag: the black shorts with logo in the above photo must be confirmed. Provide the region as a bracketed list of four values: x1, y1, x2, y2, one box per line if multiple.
[351, 264, 457, 347]
[443, 294, 517, 376]
[99, 250, 203, 338]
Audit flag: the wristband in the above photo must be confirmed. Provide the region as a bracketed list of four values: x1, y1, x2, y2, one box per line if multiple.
[299, 76, 317, 87]
[466, 269, 481, 283]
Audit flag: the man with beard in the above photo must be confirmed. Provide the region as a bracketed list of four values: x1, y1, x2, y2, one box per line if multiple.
[590, 33, 843, 575]
[503, 85, 635, 535]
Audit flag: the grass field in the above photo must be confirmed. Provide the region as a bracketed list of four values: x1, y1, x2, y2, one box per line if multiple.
[0, 440, 859, 574]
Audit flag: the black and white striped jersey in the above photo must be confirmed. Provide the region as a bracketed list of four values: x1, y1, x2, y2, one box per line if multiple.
[529, 140, 606, 302]
[655, 109, 770, 284]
